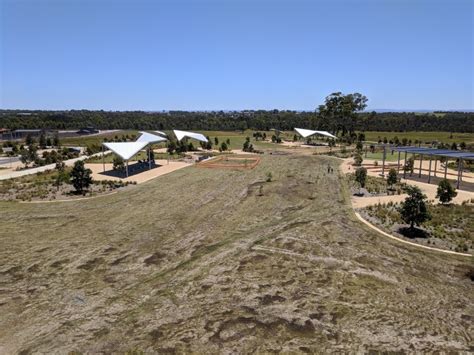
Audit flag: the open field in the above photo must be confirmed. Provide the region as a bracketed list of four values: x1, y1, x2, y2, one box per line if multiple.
[0, 154, 472, 353]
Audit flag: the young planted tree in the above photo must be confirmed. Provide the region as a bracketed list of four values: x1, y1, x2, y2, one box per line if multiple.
[436, 179, 457, 204]
[355, 167, 367, 195]
[387, 168, 398, 191]
[39, 133, 47, 149]
[353, 152, 363, 166]
[55, 160, 68, 191]
[219, 142, 228, 152]
[404, 156, 414, 176]
[113, 156, 125, 173]
[70, 160, 92, 194]
[214, 137, 219, 146]
[53, 132, 60, 147]
[399, 186, 431, 230]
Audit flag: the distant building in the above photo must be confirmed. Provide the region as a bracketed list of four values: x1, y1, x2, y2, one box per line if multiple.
[77, 126, 99, 135]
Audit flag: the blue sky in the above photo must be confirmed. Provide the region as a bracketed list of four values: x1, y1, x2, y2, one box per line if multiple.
[1, 0, 473, 111]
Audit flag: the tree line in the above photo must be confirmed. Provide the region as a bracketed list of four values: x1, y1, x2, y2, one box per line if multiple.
[1, 107, 472, 134]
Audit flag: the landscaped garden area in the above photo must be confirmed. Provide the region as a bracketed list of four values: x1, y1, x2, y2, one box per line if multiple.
[0, 161, 134, 201]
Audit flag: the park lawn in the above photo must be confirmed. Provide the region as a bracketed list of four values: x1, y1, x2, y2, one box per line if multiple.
[363, 131, 474, 145]
[61, 130, 140, 147]
[0, 153, 472, 353]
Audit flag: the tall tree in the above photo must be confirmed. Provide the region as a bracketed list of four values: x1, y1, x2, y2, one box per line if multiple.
[317, 92, 368, 136]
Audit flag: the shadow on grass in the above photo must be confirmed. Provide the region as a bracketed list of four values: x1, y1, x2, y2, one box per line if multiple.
[398, 226, 430, 239]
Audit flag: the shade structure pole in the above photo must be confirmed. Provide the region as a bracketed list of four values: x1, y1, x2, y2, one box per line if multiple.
[148, 147, 151, 170]
[126, 160, 129, 177]
[403, 151, 407, 179]
[418, 154, 423, 178]
[381, 145, 386, 177]
[434, 158, 437, 177]
[397, 151, 401, 174]
[460, 159, 463, 182]
[428, 155, 432, 184]
[444, 159, 448, 179]
[102, 144, 105, 172]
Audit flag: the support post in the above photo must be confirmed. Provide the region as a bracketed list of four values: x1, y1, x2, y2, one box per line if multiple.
[102, 144, 105, 173]
[403, 151, 407, 179]
[418, 154, 423, 178]
[148, 147, 151, 170]
[460, 159, 463, 182]
[434, 158, 437, 177]
[444, 159, 448, 179]
[428, 155, 432, 184]
[126, 160, 129, 177]
[381, 145, 386, 177]
[397, 151, 401, 174]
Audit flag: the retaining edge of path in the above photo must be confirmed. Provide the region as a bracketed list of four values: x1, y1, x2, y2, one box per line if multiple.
[354, 212, 472, 258]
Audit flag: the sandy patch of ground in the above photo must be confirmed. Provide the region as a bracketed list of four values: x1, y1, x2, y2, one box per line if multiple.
[86, 159, 191, 184]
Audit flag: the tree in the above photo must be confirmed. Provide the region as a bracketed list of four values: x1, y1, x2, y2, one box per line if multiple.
[167, 140, 177, 154]
[354, 167, 367, 194]
[242, 137, 254, 152]
[387, 168, 398, 191]
[353, 152, 363, 166]
[459, 141, 466, 150]
[404, 156, 414, 176]
[25, 134, 34, 145]
[70, 160, 92, 194]
[317, 92, 368, 136]
[451, 142, 457, 150]
[39, 133, 47, 148]
[113, 156, 125, 172]
[53, 132, 60, 147]
[399, 186, 431, 230]
[55, 160, 68, 191]
[214, 137, 219, 146]
[219, 142, 228, 152]
[20, 144, 38, 168]
[436, 179, 457, 204]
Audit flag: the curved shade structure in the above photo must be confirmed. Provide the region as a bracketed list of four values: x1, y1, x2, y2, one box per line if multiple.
[173, 129, 208, 142]
[154, 130, 167, 137]
[103, 141, 148, 160]
[295, 128, 337, 139]
[137, 131, 167, 143]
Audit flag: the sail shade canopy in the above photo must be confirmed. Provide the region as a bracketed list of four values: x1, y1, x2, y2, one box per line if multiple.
[137, 131, 167, 143]
[173, 129, 208, 142]
[103, 141, 149, 160]
[295, 128, 337, 139]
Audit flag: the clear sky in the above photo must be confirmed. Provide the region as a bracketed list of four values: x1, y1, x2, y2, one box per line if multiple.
[1, 0, 473, 111]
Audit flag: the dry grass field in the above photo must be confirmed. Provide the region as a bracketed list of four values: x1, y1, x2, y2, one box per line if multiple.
[0, 154, 473, 353]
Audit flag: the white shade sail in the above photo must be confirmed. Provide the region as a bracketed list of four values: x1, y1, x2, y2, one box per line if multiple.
[154, 130, 167, 137]
[295, 128, 337, 139]
[103, 141, 149, 160]
[173, 129, 208, 142]
[137, 131, 167, 143]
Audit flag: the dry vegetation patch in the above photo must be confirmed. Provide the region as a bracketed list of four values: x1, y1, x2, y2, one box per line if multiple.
[0, 154, 472, 353]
